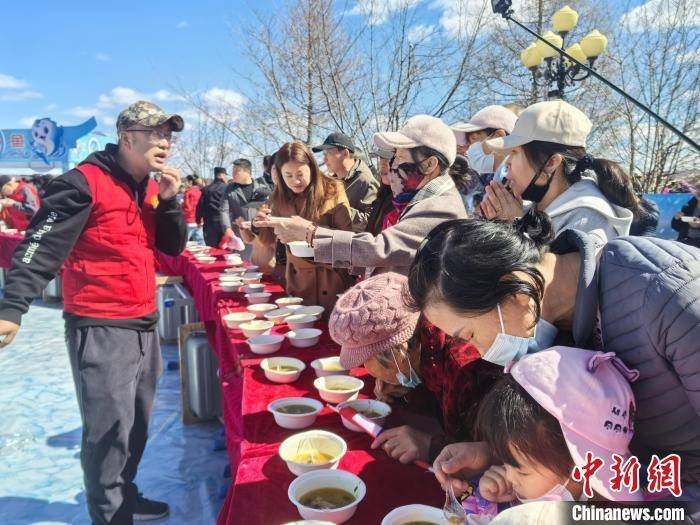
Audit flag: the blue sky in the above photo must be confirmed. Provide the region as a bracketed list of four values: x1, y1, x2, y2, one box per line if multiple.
[0, 0, 667, 135]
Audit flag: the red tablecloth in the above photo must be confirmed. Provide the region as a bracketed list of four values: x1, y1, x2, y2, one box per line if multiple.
[218, 332, 445, 525]
[0, 231, 23, 269]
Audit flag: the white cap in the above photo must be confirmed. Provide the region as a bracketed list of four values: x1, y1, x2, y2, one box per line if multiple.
[484, 100, 592, 153]
[374, 115, 456, 166]
[451, 105, 518, 135]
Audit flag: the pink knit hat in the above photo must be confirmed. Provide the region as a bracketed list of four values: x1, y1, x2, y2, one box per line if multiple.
[329, 273, 420, 370]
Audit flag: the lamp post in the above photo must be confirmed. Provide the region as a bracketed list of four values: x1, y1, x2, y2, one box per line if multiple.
[520, 5, 607, 100]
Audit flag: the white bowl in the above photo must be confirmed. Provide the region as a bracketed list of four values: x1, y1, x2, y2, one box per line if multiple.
[219, 274, 244, 283]
[245, 292, 273, 305]
[247, 303, 278, 318]
[288, 469, 365, 524]
[264, 307, 294, 324]
[196, 256, 217, 264]
[220, 283, 242, 293]
[381, 504, 447, 525]
[242, 273, 263, 284]
[286, 304, 306, 312]
[287, 328, 323, 348]
[337, 399, 392, 432]
[287, 314, 317, 330]
[240, 320, 274, 338]
[222, 312, 256, 329]
[313, 376, 364, 404]
[295, 306, 325, 321]
[288, 241, 315, 258]
[224, 267, 247, 275]
[224, 255, 243, 265]
[261, 357, 306, 383]
[243, 265, 259, 271]
[242, 283, 266, 294]
[276, 296, 305, 307]
[268, 397, 323, 429]
[310, 356, 348, 378]
[279, 430, 347, 477]
[247, 333, 285, 355]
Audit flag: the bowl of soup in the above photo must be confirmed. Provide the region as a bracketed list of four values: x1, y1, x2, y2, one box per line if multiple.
[261, 356, 306, 383]
[243, 283, 266, 294]
[247, 303, 278, 318]
[287, 328, 323, 349]
[222, 312, 256, 329]
[224, 266, 247, 275]
[313, 375, 364, 404]
[310, 356, 348, 378]
[288, 469, 366, 523]
[276, 296, 304, 307]
[245, 292, 273, 305]
[247, 333, 285, 355]
[381, 504, 446, 525]
[268, 397, 323, 429]
[264, 307, 294, 325]
[279, 430, 347, 477]
[337, 399, 392, 432]
[239, 320, 274, 338]
[219, 273, 244, 283]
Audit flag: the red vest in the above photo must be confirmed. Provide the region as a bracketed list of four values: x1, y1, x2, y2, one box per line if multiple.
[62, 163, 160, 318]
[6, 181, 39, 230]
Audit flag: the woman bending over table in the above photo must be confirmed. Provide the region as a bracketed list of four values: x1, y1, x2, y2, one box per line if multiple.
[241, 141, 356, 314]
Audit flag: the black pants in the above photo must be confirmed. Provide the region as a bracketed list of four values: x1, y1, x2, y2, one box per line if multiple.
[203, 220, 223, 248]
[66, 325, 162, 525]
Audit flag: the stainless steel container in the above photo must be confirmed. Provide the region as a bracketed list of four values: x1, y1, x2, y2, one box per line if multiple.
[183, 330, 222, 419]
[42, 276, 63, 302]
[157, 282, 198, 342]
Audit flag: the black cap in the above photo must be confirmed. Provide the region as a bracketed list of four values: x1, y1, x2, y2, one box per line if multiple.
[214, 167, 227, 176]
[0, 175, 12, 187]
[312, 132, 355, 153]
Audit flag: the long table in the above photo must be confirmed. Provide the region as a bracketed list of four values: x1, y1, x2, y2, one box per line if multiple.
[156, 250, 445, 524]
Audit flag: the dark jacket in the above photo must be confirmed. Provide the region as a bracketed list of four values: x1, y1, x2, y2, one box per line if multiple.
[196, 178, 228, 227]
[220, 178, 272, 229]
[629, 197, 659, 237]
[0, 144, 186, 330]
[671, 196, 698, 242]
[551, 230, 700, 483]
[365, 185, 393, 235]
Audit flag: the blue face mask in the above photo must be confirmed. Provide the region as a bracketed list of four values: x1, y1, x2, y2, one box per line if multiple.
[391, 348, 421, 388]
[481, 304, 539, 367]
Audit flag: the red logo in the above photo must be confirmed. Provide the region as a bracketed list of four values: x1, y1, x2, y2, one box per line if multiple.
[610, 454, 641, 494]
[572, 451, 605, 499]
[647, 454, 681, 498]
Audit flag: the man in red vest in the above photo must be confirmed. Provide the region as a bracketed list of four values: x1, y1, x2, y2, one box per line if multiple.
[0, 175, 40, 230]
[0, 101, 187, 524]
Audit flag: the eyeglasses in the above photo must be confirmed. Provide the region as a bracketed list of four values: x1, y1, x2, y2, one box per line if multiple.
[389, 157, 431, 176]
[126, 127, 177, 144]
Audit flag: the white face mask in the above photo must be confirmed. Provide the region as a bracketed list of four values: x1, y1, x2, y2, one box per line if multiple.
[517, 479, 578, 503]
[467, 141, 495, 174]
[481, 304, 539, 366]
[390, 348, 421, 388]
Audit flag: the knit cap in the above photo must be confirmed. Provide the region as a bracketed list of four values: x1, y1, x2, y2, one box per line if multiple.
[329, 273, 420, 369]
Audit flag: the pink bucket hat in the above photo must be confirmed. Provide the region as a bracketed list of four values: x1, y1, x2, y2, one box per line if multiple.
[329, 273, 420, 370]
[507, 346, 642, 502]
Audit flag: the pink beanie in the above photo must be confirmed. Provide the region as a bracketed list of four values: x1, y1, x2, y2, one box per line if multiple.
[329, 273, 420, 370]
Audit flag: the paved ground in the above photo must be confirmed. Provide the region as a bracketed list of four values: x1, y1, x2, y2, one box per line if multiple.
[0, 296, 227, 525]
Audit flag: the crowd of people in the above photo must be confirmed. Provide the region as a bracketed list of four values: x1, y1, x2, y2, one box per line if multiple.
[0, 95, 698, 523]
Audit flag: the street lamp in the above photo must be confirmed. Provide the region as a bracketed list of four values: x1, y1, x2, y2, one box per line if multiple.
[519, 5, 607, 100]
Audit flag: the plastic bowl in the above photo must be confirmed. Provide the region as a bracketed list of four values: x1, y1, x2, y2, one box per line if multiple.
[268, 397, 323, 429]
[287, 314, 317, 331]
[196, 256, 217, 264]
[242, 283, 266, 294]
[243, 265, 259, 272]
[224, 267, 247, 275]
[337, 399, 392, 432]
[294, 306, 325, 321]
[245, 292, 273, 305]
[261, 357, 306, 383]
[310, 356, 348, 378]
[380, 504, 446, 525]
[264, 307, 294, 325]
[247, 334, 285, 355]
[288, 469, 365, 523]
[286, 328, 323, 349]
[285, 304, 306, 313]
[275, 296, 304, 307]
[279, 430, 347, 477]
[222, 312, 256, 329]
[219, 273, 244, 282]
[220, 282, 242, 293]
[313, 375, 364, 404]
[240, 320, 274, 338]
[224, 254, 243, 265]
[288, 241, 315, 258]
[247, 303, 278, 319]
[242, 273, 263, 284]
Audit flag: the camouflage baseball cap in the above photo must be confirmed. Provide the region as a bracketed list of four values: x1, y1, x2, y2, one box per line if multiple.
[116, 100, 184, 132]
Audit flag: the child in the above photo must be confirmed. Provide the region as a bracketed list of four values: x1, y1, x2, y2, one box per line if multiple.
[475, 346, 643, 504]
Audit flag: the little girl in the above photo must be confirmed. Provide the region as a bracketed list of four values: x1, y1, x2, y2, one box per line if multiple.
[475, 346, 643, 504]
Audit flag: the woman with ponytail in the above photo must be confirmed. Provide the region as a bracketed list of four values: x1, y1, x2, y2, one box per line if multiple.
[408, 210, 700, 507]
[480, 100, 636, 246]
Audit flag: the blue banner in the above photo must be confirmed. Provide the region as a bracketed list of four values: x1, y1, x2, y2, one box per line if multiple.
[0, 117, 97, 171]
